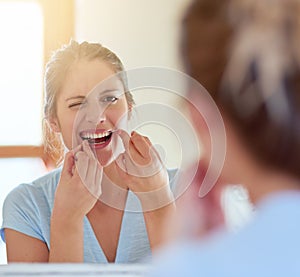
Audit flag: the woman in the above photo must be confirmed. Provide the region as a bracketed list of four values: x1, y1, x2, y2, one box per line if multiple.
[1, 40, 175, 263]
[152, 0, 300, 275]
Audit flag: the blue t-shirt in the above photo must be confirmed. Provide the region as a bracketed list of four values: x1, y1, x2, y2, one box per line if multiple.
[1, 168, 177, 263]
[150, 191, 300, 276]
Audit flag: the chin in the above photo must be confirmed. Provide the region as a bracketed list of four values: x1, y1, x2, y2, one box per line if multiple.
[96, 136, 122, 166]
[95, 148, 114, 166]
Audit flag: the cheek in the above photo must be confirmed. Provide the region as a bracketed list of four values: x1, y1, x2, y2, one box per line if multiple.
[57, 111, 75, 131]
[107, 101, 129, 126]
[57, 112, 76, 146]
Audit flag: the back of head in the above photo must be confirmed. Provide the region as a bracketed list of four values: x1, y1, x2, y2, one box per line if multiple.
[181, 0, 300, 179]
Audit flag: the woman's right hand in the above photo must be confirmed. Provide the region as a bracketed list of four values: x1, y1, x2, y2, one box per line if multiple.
[52, 140, 103, 222]
[49, 140, 102, 262]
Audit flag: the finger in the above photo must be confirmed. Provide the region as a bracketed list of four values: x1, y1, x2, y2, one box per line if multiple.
[117, 151, 152, 178]
[87, 142, 103, 195]
[130, 131, 151, 158]
[131, 132, 163, 165]
[74, 151, 89, 182]
[82, 140, 96, 160]
[94, 166, 103, 196]
[134, 133, 162, 164]
[72, 143, 83, 154]
[115, 153, 129, 179]
[116, 152, 126, 169]
[84, 158, 99, 197]
[149, 144, 163, 163]
[84, 156, 97, 190]
[117, 129, 131, 152]
[119, 130, 153, 167]
[72, 144, 83, 168]
[143, 135, 152, 146]
[118, 130, 146, 164]
[62, 151, 75, 177]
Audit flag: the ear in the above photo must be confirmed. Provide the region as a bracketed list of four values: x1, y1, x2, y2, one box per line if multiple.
[49, 117, 61, 133]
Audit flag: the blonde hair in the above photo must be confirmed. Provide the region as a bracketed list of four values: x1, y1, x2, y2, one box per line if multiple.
[43, 40, 134, 166]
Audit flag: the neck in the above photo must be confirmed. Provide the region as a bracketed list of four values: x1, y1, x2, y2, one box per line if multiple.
[245, 167, 300, 205]
[97, 162, 128, 211]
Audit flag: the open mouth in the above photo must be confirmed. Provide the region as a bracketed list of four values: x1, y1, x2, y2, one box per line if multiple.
[79, 129, 114, 148]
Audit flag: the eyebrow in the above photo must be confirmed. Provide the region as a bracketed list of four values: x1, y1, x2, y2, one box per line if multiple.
[65, 95, 86, 102]
[65, 89, 123, 102]
[100, 89, 122, 95]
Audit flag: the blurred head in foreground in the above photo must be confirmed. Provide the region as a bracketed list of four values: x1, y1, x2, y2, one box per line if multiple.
[182, 0, 300, 203]
[150, 2, 300, 275]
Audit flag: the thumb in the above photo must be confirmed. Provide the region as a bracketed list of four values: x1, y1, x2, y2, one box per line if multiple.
[117, 129, 131, 152]
[61, 151, 75, 178]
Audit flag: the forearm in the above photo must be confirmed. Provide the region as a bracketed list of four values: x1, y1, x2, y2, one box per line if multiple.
[49, 212, 84, 263]
[134, 181, 175, 249]
[143, 200, 176, 250]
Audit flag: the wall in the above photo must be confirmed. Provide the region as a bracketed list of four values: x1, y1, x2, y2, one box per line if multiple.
[75, 0, 191, 69]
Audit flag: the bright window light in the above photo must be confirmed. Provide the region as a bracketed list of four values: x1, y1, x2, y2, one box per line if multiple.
[0, 2, 43, 145]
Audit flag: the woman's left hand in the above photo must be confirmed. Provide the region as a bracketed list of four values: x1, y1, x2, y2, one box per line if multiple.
[115, 130, 172, 210]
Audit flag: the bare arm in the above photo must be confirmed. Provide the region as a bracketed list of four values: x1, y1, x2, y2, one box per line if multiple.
[49, 212, 84, 262]
[5, 220, 85, 263]
[5, 229, 49, 262]
[4, 142, 102, 263]
[137, 180, 176, 249]
[49, 142, 102, 262]
[116, 130, 176, 249]
[143, 201, 176, 249]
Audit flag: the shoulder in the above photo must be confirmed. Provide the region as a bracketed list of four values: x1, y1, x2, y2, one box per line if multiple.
[3, 167, 62, 210]
[31, 167, 62, 189]
[1, 168, 62, 243]
[151, 202, 300, 277]
[150, 232, 239, 277]
[150, 241, 209, 277]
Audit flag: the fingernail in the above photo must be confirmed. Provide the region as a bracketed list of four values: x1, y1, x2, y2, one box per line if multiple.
[83, 140, 89, 146]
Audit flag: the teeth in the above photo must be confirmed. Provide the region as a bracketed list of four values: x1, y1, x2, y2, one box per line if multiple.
[81, 131, 111, 140]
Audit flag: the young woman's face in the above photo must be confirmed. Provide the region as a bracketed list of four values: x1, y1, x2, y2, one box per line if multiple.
[52, 59, 129, 165]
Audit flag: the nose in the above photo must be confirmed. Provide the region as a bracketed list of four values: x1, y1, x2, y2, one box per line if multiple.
[85, 101, 106, 124]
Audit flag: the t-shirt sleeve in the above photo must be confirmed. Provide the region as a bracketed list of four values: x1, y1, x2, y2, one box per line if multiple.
[1, 184, 44, 243]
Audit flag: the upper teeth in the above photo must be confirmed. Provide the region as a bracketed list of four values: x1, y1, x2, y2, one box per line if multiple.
[81, 131, 111, 140]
